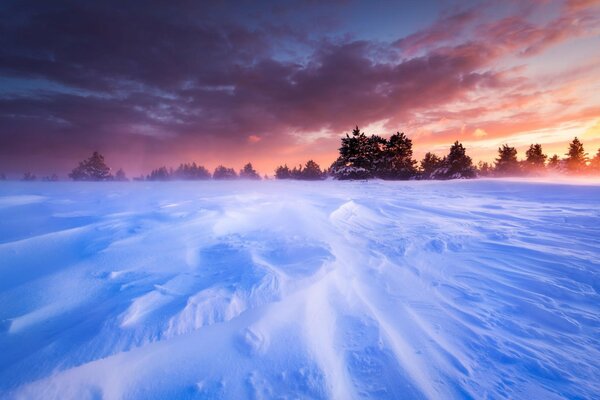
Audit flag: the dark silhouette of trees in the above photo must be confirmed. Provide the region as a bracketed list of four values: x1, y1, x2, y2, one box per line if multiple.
[420, 152, 443, 179]
[301, 160, 326, 180]
[438, 141, 476, 179]
[331, 127, 378, 180]
[380, 132, 417, 179]
[115, 168, 128, 181]
[69, 151, 112, 181]
[590, 148, 600, 174]
[495, 145, 520, 176]
[274, 160, 325, 180]
[565, 137, 587, 173]
[173, 162, 210, 180]
[477, 161, 493, 177]
[525, 144, 547, 170]
[213, 165, 238, 180]
[239, 163, 261, 180]
[22, 172, 36, 181]
[275, 164, 292, 179]
[547, 154, 561, 171]
[147, 166, 171, 181]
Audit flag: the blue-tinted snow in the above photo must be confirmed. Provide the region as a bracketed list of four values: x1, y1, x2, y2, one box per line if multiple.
[0, 179, 599, 399]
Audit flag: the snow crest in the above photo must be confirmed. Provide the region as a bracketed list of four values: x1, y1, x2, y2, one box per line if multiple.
[1, 180, 599, 399]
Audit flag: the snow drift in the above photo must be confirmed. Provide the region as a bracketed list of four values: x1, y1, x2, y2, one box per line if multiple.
[0, 180, 599, 399]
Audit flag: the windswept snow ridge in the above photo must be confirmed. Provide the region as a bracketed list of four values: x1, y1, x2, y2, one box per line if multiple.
[0, 180, 599, 399]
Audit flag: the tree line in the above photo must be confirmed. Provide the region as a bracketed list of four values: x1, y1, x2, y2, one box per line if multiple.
[3, 127, 599, 181]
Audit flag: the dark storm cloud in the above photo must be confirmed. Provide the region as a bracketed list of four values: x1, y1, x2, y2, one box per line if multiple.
[0, 0, 598, 175]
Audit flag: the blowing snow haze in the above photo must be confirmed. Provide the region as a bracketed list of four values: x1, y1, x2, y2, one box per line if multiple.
[1, 0, 600, 177]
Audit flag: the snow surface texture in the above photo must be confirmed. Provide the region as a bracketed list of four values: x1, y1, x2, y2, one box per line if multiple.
[0, 180, 599, 399]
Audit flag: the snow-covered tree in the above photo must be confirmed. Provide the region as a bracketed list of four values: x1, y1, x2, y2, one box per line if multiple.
[565, 137, 587, 173]
[213, 165, 238, 180]
[239, 163, 261, 180]
[69, 151, 113, 181]
[420, 152, 443, 179]
[495, 145, 520, 176]
[331, 127, 379, 180]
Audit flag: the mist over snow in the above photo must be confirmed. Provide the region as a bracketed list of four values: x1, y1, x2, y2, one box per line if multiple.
[0, 180, 599, 399]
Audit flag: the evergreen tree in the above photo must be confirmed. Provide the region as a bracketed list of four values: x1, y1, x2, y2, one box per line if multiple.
[300, 160, 325, 180]
[441, 141, 476, 179]
[525, 144, 547, 171]
[494, 144, 520, 176]
[239, 162, 261, 179]
[547, 154, 561, 171]
[213, 165, 238, 180]
[69, 151, 113, 181]
[173, 162, 210, 180]
[115, 168, 128, 181]
[331, 126, 378, 180]
[275, 164, 292, 179]
[420, 152, 443, 179]
[381, 132, 417, 179]
[147, 166, 171, 181]
[565, 137, 587, 173]
[477, 161, 493, 177]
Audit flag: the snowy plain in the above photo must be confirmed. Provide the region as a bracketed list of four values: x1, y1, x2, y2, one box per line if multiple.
[0, 179, 599, 399]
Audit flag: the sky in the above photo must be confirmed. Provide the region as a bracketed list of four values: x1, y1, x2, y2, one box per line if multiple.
[0, 0, 599, 177]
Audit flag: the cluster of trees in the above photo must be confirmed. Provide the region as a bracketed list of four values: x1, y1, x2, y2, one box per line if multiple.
[478, 137, 600, 177]
[4, 130, 599, 183]
[145, 162, 261, 181]
[328, 127, 476, 180]
[274, 160, 326, 180]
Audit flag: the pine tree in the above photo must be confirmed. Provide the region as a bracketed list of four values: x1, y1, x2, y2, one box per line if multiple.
[565, 137, 587, 173]
[381, 132, 417, 179]
[441, 141, 476, 179]
[239, 163, 261, 180]
[301, 160, 325, 180]
[547, 154, 561, 171]
[213, 165, 238, 180]
[147, 166, 171, 181]
[69, 151, 113, 181]
[173, 162, 210, 180]
[525, 144, 547, 172]
[275, 164, 292, 179]
[477, 161, 493, 177]
[494, 145, 520, 176]
[420, 152, 443, 179]
[331, 126, 377, 180]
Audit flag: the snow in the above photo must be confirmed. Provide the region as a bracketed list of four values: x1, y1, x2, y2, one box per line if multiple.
[0, 179, 599, 399]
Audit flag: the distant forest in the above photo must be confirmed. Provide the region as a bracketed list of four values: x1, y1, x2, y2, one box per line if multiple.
[4, 126, 600, 181]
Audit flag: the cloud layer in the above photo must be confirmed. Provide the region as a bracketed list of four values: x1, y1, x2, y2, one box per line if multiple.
[1, 0, 599, 175]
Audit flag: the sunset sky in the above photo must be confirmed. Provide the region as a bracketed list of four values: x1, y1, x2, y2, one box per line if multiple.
[1, 0, 599, 177]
